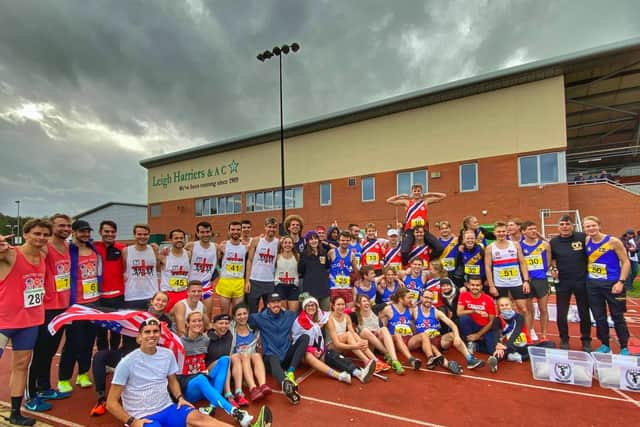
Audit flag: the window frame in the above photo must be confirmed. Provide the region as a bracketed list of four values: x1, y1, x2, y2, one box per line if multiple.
[245, 186, 304, 212]
[396, 169, 428, 195]
[320, 182, 332, 206]
[459, 163, 479, 192]
[149, 204, 161, 218]
[361, 176, 375, 202]
[194, 194, 242, 217]
[517, 152, 566, 187]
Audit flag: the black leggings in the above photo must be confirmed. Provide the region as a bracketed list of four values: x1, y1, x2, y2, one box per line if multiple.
[96, 296, 124, 351]
[59, 320, 97, 381]
[263, 335, 310, 383]
[92, 349, 122, 394]
[324, 349, 358, 373]
[28, 309, 65, 397]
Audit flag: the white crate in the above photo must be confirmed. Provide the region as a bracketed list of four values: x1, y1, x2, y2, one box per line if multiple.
[592, 352, 640, 392]
[528, 347, 594, 387]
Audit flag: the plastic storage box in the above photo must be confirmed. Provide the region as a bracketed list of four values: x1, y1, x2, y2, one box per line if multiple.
[528, 347, 594, 387]
[592, 352, 640, 392]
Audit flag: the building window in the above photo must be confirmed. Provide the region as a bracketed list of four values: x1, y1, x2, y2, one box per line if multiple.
[396, 170, 427, 195]
[195, 194, 241, 216]
[460, 163, 478, 192]
[361, 176, 375, 202]
[518, 152, 566, 186]
[246, 186, 303, 212]
[320, 183, 331, 206]
[150, 204, 161, 218]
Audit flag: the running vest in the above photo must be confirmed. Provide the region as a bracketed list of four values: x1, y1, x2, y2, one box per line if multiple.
[355, 282, 377, 300]
[348, 241, 362, 269]
[275, 254, 299, 287]
[160, 250, 190, 292]
[0, 248, 46, 329]
[329, 249, 352, 289]
[414, 305, 440, 336]
[586, 235, 622, 282]
[461, 246, 485, 277]
[383, 245, 402, 272]
[404, 273, 425, 304]
[491, 241, 523, 288]
[381, 281, 399, 303]
[360, 239, 384, 270]
[44, 242, 71, 310]
[407, 243, 430, 268]
[124, 245, 158, 302]
[188, 241, 217, 285]
[94, 241, 125, 299]
[425, 278, 443, 307]
[438, 237, 458, 272]
[405, 200, 427, 230]
[520, 239, 548, 280]
[387, 304, 413, 336]
[175, 299, 204, 334]
[249, 237, 278, 282]
[475, 229, 488, 248]
[220, 241, 247, 279]
[76, 252, 100, 304]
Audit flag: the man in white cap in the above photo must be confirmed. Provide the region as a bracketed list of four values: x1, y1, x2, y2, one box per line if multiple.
[383, 229, 402, 273]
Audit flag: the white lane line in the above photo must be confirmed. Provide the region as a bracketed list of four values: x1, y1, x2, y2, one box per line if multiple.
[295, 368, 317, 384]
[0, 401, 83, 427]
[402, 365, 633, 404]
[272, 390, 445, 427]
[613, 389, 640, 408]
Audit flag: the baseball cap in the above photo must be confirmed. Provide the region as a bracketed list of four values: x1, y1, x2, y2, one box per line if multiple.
[387, 229, 399, 237]
[213, 314, 231, 322]
[72, 220, 93, 231]
[267, 292, 283, 303]
[625, 229, 635, 235]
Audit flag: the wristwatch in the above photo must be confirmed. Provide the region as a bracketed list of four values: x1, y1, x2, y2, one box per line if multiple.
[125, 416, 135, 427]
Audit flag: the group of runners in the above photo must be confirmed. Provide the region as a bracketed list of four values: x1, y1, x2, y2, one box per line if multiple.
[0, 183, 634, 427]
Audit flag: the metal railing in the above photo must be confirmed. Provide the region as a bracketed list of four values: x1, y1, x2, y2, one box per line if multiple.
[568, 178, 640, 195]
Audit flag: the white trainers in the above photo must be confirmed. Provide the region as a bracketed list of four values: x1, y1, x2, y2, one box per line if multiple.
[466, 341, 476, 355]
[530, 329, 539, 342]
[337, 371, 352, 384]
[232, 409, 254, 427]
[507, 352, 523, 363]
[355, 360, 376, 384]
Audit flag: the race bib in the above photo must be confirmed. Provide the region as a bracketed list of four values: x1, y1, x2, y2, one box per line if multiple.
[24, 287, 44, 308]
[432, 291, 439, 304]
[441, 257, 455, 271]
[55, 273, 70, 292]
[588, 263, 608, 280]
[226, 262, 243, 274]
[394, 324, 413, 336]
[389, 262, 402, 272]
[498, 266, 518, 280]
[410, 217, 425, 228]
[525, 255, 544, 271]
[408, 290, 420, 304]
[82, 278, 99, 300]
[513, 332, 528, 346]
[169, 276, 188, 291]
[365, 253, 379, 265]
[335, 274, 351, 288]
[427, 329, 441, 338]
[465, 264, 480, 275]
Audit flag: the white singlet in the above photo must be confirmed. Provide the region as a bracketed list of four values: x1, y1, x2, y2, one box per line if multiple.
[274, 254, 299, 287]
[220, 241, 247, 279]
[491, 240, 523, 288]
[125, 245, 158, 302]
[160, 250, 190, 292]
[249, 237, 279, 282]
[188, 241, 217, 285]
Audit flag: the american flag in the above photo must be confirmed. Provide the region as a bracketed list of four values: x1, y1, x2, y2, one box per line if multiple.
[49, 305, 185, 367]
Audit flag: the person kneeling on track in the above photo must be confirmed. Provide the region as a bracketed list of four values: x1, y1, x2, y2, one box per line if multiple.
[292, 296, 376, 384]
[352, 294, 403, 375]
[378, 288, 423, 371]
[491, 297, 532, 373]
[410, 289, 484, 374]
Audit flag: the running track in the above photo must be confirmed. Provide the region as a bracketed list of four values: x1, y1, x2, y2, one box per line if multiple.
[2, 296, 639, 426]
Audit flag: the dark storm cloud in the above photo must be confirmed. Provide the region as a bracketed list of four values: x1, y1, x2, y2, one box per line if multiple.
[0, 0, 639, 217]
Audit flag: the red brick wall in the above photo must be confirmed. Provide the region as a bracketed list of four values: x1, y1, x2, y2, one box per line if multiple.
[569, 183, 640, 237]
[148, 152, 574, 239]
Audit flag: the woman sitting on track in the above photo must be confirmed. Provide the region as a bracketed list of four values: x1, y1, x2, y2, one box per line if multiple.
[491, 297, 531, 370]
[353, 294, 404, 375]
[291, 296, 376, 384]
[229, 303, 270, 403]
[325, 295, 377, 378]
[177, 311, 258, 426]
[376, 266, 403, 303]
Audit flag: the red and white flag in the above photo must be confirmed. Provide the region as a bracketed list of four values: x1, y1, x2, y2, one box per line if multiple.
[49, 304, 185, 367]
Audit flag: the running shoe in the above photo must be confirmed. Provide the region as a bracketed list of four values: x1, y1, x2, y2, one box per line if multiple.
[467, 356, 484, 370]
[447, 361, 463, 375]
[251, 405, 273, 427]
[285, 371, 298, 387]
[466, 341, 476, 355]
[507, 352, 523, 363]
[409, 357, 422, 371]
[8, 414, 36, 426]
[337, 371, 352, 384]
[198, 406, 215, 416]
[259, 383, 272, 397]
[620, 348, 630, 356]
[426, 355, 443, 370]
[24, 396, 52, 412]
[37, 389, 71, 400]
[281, 378, 300, 405]
[75, 373, 93, 388]
[488, 356, 498, 373]
[530, 329, 539, 342]
[57, 380, 73, 394]
[89, 399, 106, 417]
[232, 408, 254, 427]
[384, 353, 393, 364]
[356, 359, 376, 384]
[226, 396, 239, 408]
[391, 359, 405, 375]
[593, 344, 611, 354]
[375, 359, 391, 373]
[235, 393, 250, 407]
[249, 386, 263, 402]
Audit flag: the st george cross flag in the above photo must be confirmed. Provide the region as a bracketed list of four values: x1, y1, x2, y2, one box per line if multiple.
[49, 304, 185, 367]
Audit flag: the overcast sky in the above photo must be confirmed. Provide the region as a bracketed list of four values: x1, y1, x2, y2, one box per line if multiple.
[1, 0, 640, 218]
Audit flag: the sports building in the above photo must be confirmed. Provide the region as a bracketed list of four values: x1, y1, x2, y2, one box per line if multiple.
[140, 38, 640, 239]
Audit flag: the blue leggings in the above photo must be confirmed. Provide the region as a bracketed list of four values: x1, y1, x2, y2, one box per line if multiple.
[184, 356, 233, 414]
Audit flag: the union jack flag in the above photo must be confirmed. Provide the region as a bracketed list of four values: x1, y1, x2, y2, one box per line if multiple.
[48, 305, 185, 367]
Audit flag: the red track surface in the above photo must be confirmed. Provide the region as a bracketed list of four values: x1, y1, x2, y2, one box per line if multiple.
[2, 296, 639, 427]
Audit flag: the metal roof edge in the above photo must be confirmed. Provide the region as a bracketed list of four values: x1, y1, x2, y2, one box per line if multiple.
[75, 202, 148, 219]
